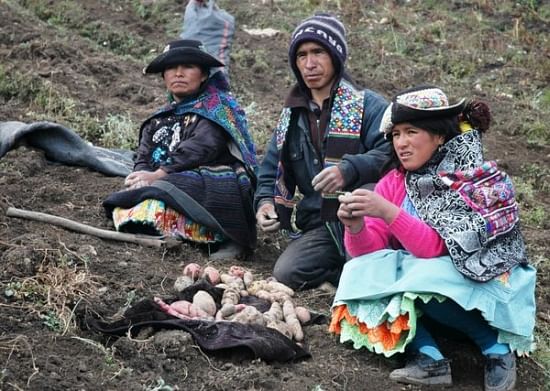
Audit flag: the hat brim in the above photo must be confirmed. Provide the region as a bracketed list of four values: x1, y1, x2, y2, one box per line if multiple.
[393, 99, 465, 122]
[144, 47, 224, 74]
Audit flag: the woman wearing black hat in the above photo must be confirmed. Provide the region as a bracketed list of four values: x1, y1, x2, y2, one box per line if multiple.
[329, 86, 536, 391]
[103, 40, 257, 259]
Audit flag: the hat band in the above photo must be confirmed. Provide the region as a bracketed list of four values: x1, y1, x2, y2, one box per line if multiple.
[392, 101, 465, 124]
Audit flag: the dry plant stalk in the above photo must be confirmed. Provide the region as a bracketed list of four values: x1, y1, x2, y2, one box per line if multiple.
[0, 335, 40, 386]
[20, 263, 100, 334]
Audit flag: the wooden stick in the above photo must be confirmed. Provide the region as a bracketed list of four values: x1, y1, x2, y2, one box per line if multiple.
[6, 207, 181, 248]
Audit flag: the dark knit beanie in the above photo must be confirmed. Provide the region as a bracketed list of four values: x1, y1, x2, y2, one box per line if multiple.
[288, 13, 347, 85]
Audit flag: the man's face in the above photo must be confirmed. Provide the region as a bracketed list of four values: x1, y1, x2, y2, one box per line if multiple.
[295, 41, 336, 93]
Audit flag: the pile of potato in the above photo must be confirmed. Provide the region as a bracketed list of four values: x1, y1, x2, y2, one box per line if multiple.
[153, 264, 311, 342]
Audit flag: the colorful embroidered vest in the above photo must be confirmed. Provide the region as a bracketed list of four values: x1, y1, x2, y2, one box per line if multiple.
[273, 79, 365, 232]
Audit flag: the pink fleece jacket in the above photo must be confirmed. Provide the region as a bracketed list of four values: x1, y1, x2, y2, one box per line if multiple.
[345, 169, 448, 258]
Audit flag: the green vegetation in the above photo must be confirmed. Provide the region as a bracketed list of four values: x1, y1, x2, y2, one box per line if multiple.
[17, 0, 156, 57]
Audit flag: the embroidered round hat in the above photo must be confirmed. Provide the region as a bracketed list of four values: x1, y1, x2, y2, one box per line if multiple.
[380, 85, 465, 134]
[288, 13, 347, 80]
[144, 39, 224, 74]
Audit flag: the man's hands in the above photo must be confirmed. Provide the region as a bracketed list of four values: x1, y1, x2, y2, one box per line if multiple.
[124, 169, 167, 190]
[311, 166, 345, 194]
[256, 202, 280, 232]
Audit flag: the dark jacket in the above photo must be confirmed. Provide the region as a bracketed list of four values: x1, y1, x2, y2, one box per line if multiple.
[134, 110, 236, 174]
[254, 83, 390, 232]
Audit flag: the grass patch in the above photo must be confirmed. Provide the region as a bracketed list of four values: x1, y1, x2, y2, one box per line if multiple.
[4, 244, 100, 335]
[9, 263, 99, 334]
[0, 65, 139, 146]
[17, 0, 157, 58]
[0, 65, 44, 103]
[99, 114, 139, 150]
[243, 102, 275, 154]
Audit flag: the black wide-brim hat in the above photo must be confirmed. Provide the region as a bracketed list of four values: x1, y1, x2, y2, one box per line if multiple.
[380, 85, 465, 135]
[144, 39, 224, 74]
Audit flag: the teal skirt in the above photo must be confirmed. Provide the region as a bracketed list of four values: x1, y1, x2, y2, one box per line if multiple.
[330, 249, 536, 357]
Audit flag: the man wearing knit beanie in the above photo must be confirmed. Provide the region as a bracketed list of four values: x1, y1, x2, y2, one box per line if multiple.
[254, 13, 390, 291]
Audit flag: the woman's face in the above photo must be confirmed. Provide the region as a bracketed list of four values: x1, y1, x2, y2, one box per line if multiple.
[391, 122, 445, 171]
[163, 64, 207, 102]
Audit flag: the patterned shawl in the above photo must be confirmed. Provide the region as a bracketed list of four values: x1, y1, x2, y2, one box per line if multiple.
[273, 79, 365, 230]
[156, 71, 257, 172]
[406, 129, 527, 281]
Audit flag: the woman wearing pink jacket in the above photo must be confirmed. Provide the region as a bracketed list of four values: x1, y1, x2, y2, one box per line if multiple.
[329, 85, 536, 391]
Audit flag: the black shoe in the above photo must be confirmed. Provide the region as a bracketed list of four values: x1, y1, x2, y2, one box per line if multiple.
[484, 352, 516, 391]
[389, 352, 452, 386]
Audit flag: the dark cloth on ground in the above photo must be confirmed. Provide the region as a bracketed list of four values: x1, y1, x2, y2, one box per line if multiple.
[86, 279, 311, 363]
[0, 120, 134, 177]
[87, 312, 310, 363]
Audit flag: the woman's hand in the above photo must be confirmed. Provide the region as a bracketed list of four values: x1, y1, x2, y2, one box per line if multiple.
[124, 169, 167, 189]
[337, 189, 400, 231]
[337, 192, 364, 233]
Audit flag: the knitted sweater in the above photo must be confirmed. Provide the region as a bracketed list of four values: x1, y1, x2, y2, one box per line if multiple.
[345, 168, 447, 258]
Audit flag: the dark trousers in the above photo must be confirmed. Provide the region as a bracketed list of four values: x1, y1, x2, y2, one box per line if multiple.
[273, 225, 346, 290]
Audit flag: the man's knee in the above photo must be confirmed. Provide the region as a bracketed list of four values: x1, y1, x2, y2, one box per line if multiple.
[273, 252, 302, 290]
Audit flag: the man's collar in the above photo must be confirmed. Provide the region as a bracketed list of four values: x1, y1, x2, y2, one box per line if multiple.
[284, 77, 341, 109]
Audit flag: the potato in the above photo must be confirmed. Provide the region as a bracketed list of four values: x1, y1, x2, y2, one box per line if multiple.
[229, 265, 245, 278]
[192, 290, 217, 316]
[220, 273, 244, 290]
[154, 297, 188, 319]
[169, 300, 192, 316]
[183, 263, 202, 280]
[264, 302, 283, 321]
[294, 306, 311, 324]
[243, 271, 254, 287]
[283, 300, 304, 342]
[231, 306, 265, 326]
[202, 266, 220, 284]
[266, 319, 292, 339]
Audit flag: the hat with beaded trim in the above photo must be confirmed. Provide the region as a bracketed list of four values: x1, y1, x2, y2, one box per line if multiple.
[380, 85, 465, 135]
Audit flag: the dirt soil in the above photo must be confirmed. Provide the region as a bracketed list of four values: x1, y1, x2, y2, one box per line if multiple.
[0, 1, 549, 390]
